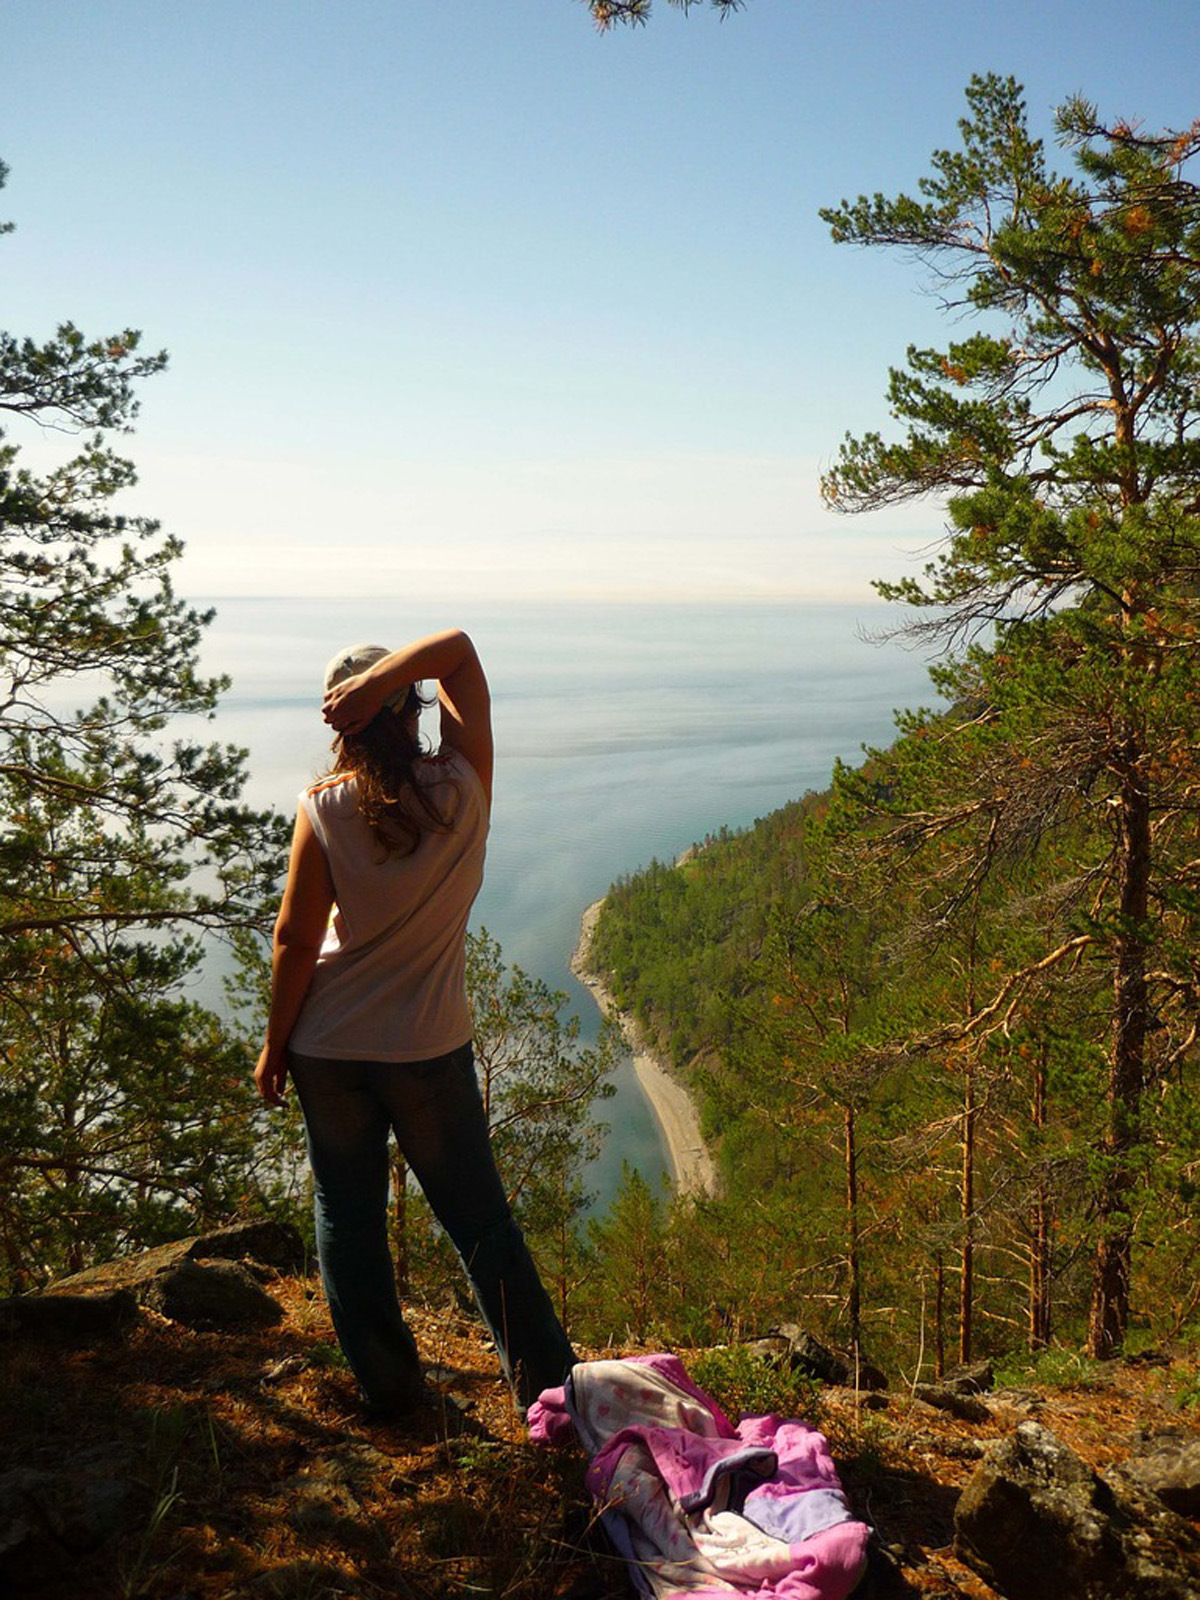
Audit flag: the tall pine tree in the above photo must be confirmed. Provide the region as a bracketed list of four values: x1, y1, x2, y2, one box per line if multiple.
[0, 160, 291, 1285]
[822, 76, 1200, 1355]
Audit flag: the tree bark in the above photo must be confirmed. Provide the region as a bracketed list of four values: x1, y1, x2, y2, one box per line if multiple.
[1029, 1041, 1051, 1350]
[959, 1057, 976, 1365]
[845, 1104, 862, 1351]
[1087, 762, 1150, 1358]
[934, 1251, 945, 1380]
[391, 1149, 409, 1299]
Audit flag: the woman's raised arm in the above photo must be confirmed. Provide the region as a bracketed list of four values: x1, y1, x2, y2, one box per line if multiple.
[322, 628, 493, 804]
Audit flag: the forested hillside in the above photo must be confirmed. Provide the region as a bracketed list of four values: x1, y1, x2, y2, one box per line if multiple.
[593, 802, 816, 1071]
[589, 685, 1200, 1375]
[588, 76, 1200, 1378]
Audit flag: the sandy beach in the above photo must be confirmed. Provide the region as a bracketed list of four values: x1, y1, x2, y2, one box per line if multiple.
[571, 899, 717, 1199]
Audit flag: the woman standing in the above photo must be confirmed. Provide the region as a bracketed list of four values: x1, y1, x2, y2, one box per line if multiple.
[253, 628, 575, 1418]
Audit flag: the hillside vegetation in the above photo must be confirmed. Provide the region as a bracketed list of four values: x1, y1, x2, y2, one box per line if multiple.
[589, 74, 1200, 1376]
[588, 748, 1195, 1368]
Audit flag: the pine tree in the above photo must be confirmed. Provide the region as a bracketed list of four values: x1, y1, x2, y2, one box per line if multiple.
[821, 77, 1200, 1355]
[586, 0, 747, 28]
[466, 928, 617, 1328]
[0, 160, 292, 1285]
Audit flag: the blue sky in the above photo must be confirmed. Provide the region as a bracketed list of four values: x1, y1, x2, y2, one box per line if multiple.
[4, 1, 1197, 602]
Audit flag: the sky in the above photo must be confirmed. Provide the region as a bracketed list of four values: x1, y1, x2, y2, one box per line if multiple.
[4, 0, 1198, 604]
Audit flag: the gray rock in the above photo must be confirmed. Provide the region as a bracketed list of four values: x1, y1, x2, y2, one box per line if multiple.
[0, 1468, 142, 1584]
[942, 1359, 994, 1395]
[47, 1219, 307, 1295]
[744, 1335, 793, 1364]
[990, 1387, 1044, 1412]
[19, 1222, 303, 1337]
[770, 1325, 888, 1392]
[188, 1220, 307, 1272]
[0, 1288, 138, 1344]
[912, 1383, 992, 1424]
[955, 1420, 1200, 1600]
[141, 1259, 284, 1331]
[281, 1457, 389, 1555]
[1124, 1347, 1172, 1368]
[264, 1354, 310, 1383]
[286, 1475, 360, 1534]
[1124, 1431, 1200, 1517]
[855, 1537, 918, 1597]
[932, 1433, 987, 1463]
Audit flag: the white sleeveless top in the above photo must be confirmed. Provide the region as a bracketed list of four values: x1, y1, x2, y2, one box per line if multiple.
[287, 748, 488, 1062]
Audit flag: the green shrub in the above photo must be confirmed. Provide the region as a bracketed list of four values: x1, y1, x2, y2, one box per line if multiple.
[1174, 1367, 1200, 1412]
[691, 1344, 823, 1425]
[994, 1347, 1107, 1391]
[306, 1342, 349, 1370]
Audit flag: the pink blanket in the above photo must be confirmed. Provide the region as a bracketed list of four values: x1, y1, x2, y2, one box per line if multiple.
[530, 1353, 869, 1600]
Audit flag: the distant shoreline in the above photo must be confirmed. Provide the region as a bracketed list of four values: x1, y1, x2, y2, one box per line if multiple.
[571, 899, 717, 1199]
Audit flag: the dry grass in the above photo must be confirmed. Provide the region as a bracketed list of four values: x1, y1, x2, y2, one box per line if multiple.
[815, 1353, 1200, 1597]
[2, 1276, 1198, 1599]
[0, 1276, 622, 1600]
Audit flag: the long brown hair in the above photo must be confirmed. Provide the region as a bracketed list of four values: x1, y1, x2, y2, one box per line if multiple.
[327, 686, 458, 858]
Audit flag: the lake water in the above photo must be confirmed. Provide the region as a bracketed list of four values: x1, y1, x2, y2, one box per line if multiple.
[194, 597, 936, 1212]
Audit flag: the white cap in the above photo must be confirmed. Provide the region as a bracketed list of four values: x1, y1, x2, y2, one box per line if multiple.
[323, 643, 410, 712]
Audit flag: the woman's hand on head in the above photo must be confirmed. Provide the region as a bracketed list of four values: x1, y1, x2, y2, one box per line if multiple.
[322, 671, 386, 735]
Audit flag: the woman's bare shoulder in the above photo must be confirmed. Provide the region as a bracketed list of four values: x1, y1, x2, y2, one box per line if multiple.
[304, 772, 359, 807]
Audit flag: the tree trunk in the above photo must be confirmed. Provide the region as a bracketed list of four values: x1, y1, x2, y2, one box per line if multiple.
[1029, 1041, 1051, 1350]
[556, 1203, 571, 1336]
[959, 1058, 976, 1365]
[845, 1104, 862, 1352]
[934, 1251, 945, 1379]
[1087, 764, 1150, 1358]
[60, 1035, 85, 1277]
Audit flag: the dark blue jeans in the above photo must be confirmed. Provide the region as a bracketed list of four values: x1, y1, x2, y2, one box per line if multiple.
[288, 1042, 575, 1414]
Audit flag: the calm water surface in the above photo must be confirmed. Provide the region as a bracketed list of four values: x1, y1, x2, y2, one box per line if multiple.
[194, 598, 936, 1211]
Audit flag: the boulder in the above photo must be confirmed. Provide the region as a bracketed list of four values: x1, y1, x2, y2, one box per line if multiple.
[140, 1259, 284, 1332]
[942, 1359, 994, 1395]
[0, 1468, 142, 1586]
[0, 1288, 138, 1344]
[1124, 1430, 1200, 1518]
[47, 1219, 307, 1295]
[744, 1335, 793, 1365]
[912, 1383, 992, 1425]
[770, 1325, 888, 1392]
[954, 1420, 1200, 1600]
[0, 1223, 302, 1345]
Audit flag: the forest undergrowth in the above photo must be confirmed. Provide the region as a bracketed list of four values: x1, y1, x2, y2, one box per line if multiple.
[3, 1269, 1198, 1600]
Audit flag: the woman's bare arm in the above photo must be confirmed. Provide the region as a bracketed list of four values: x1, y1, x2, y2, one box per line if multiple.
[253, 808, 335, 1107]
[322, 628, 493, 805]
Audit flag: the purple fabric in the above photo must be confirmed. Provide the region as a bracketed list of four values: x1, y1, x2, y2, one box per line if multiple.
[743, 1485, 854, 1544]
[531, 1355, 870, 1600]
[526, 1383, 571, 1445]
[589, 1426, 776, 1512]
[737, 1416, 845, 1493]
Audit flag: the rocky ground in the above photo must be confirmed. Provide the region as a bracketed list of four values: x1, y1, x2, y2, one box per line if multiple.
[2, 1232, 1199, 1599]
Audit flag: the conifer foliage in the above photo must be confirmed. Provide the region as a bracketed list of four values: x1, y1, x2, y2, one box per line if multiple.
[0, 161, 292, 1287]
[583, 81, 1200, 1368]
[467, 928, 617, 1327]
[821, 75, 1200, 1357]
[585, 0, 746, 29]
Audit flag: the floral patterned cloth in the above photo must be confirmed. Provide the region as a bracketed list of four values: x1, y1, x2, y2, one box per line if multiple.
[529, 1353, 869, 1600]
